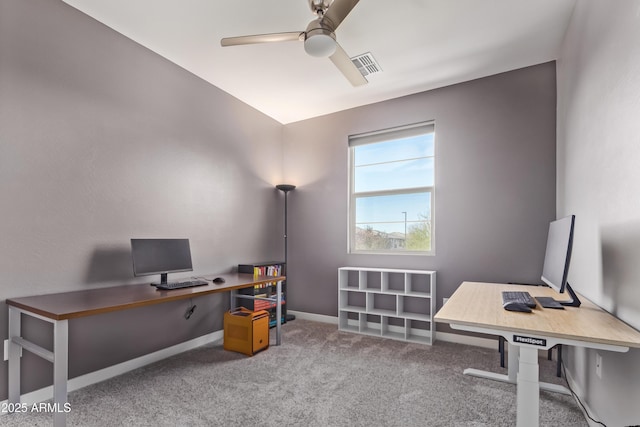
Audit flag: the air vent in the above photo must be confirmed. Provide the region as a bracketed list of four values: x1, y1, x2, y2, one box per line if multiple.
[351, 52, 382, 77]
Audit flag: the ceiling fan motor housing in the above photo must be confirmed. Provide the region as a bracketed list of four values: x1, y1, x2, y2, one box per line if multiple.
[304, 19, 337, 57]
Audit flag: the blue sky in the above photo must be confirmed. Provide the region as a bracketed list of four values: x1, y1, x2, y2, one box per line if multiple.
[354, 133, 434, 234]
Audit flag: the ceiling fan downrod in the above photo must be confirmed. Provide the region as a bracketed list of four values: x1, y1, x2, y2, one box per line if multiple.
[309, 0, 333, 16]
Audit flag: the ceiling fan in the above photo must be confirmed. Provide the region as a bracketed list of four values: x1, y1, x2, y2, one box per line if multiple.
[220, 0, 367, 86]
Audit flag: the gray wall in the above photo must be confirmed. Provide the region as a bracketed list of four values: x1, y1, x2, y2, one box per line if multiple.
[557, 1, 640, 424]
[282, 62, 558, 322]
[0, 0, 284, 398]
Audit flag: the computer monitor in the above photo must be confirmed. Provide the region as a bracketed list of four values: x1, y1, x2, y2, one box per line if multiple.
[540, 215, 581, 307]
[131, 238, 193, 285]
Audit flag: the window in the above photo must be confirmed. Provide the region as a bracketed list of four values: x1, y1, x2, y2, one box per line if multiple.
[349, 122, 435, 254]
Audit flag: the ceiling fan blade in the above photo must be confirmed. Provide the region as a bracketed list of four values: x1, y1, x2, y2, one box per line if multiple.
[221, 32, 303, 47]
[322, 0, 360, 30]
[329, 43, 367, 86]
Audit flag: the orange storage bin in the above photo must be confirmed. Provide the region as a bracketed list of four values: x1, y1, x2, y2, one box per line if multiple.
[223, 307, 269, 356]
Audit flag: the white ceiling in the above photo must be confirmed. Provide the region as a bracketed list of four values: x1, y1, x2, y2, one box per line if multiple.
[61, 0, 576, 124]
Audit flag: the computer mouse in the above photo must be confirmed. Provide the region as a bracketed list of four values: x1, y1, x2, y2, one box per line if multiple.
[503, 301, 532, 313]
[212, 277, 226, 284]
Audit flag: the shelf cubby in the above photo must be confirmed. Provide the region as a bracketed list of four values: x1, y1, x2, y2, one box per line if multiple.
[406, 272, 431, 296]
[360, 314, 382, 336]
[338, 269, 360, 290]
[361, 270, 381, 291]
[398, 295, 431, 321]
[382, 271, 405, 294]
[381, 316, 406, 341]
[339, 289, 366, 312]
[406, 319, 432, 345]
[338, 311, 359, 334]
[368, 292, 396, 316]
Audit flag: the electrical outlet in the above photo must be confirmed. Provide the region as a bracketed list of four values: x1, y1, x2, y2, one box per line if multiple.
[443, 297, 449, 306]
[595, 353, 602, 378]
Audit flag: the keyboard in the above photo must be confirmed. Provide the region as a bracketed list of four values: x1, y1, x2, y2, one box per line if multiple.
[155, 280, 208, 290]
[502, 291, 537, 308]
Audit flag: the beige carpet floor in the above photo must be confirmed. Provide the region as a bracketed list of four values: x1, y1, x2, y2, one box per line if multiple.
[2, 319, 586, 426]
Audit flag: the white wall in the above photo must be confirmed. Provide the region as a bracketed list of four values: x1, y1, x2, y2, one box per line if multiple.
[556, 1, 640, 424]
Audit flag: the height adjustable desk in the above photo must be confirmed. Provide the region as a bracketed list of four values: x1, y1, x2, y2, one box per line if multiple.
[434, 282, 640, 427]
[6, 273, 284, 427]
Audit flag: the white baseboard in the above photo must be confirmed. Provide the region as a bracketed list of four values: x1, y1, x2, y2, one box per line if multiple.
[288, 310, 338, 325]
[0, 330, 223, 413]
[563, 365, 601, 427]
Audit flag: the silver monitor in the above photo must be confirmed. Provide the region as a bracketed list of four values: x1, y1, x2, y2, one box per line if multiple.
[540, 215, 580, 307]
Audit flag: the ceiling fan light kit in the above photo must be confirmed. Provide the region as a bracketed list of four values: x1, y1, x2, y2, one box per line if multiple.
[221, 0, 366, 86]
[304, 27, 336, 57]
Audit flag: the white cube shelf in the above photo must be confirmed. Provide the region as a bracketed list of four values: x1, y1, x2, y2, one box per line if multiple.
[338, 267, 436, 345]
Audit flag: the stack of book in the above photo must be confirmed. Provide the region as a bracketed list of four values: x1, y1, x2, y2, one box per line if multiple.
[251, 264, 283, 277]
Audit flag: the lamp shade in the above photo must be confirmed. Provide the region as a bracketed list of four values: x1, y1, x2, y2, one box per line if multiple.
[276, 184, 296, 193]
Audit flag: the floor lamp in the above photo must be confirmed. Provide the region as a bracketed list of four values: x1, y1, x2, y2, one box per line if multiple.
[276, 184, 296, 321]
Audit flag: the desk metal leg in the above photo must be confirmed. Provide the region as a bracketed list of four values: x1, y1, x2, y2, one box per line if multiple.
[276, 280, 282, 346]
[8, 309, 69, 426]
[230, 290, 236, 310]
[517, 347, 539, 427]
[508, 343, 519, 382]
[53, 319, 69, 427]
[8, 307, 21, 405]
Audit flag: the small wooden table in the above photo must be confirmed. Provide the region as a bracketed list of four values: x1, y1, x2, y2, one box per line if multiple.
[434, 281, 640, 427]
[6, 273, 284, 427]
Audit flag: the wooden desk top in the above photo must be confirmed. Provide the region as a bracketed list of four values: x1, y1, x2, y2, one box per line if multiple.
[6, 273, 284, 321]
[435, 282, 640, 349]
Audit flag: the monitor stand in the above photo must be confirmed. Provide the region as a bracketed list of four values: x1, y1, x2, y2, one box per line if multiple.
[543, 282, 581, 308]
[558, 282, 581, 307]
[151, 273, 168, 287]
[538, 282, 581, 308]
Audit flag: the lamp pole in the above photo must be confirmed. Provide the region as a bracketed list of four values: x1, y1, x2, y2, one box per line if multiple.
[276, 184, 296, 322]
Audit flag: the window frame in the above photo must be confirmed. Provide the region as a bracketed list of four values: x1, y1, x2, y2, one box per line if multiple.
[348, 121, 435, 255]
